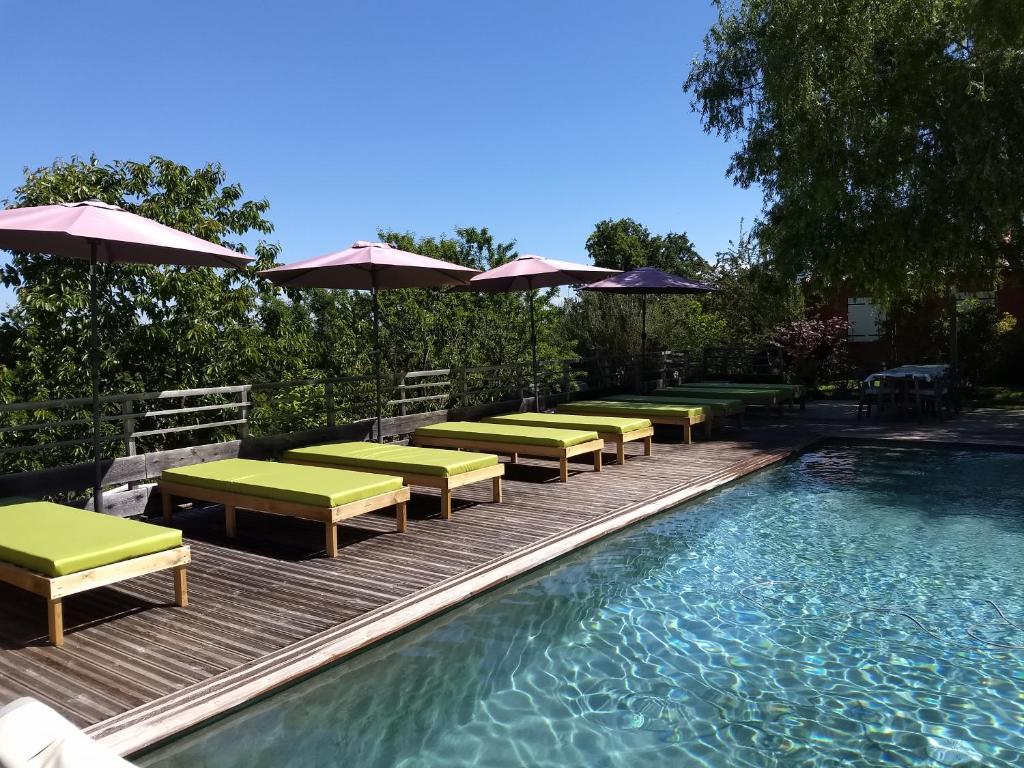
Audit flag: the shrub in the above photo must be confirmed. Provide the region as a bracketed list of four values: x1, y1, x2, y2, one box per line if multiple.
[771, 317, 849, 387]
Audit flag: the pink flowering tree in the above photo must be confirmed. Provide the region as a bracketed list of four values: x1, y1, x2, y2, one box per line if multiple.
[772, 316, 849, 387]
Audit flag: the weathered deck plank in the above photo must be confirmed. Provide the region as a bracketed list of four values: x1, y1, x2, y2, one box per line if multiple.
[0, 418, 840, 750]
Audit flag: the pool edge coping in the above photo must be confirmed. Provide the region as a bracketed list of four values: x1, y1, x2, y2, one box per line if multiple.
[91, 437, 819, 757]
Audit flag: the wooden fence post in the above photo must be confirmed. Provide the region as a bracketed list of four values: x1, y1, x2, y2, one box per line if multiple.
[121, 399, 137, 490]
[236, 389, 250, 439]
[325, 381, 335, 428]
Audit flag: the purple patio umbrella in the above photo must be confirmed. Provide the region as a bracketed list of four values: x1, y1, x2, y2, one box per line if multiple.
[260, 241, 479, 441]
[0, 200, 254, 511]
[464, 254, 619, 410]
[583, 266, 718, 367]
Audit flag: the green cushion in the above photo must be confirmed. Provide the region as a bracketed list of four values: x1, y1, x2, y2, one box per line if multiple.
[484, 412, 651, 435]
[644, 393, 745, 415]
[713, 382, 803, 396]
[161, 458, 403, 508]
[0, 499, 182, 577]
[283, 442, 498, 478]
[657, 386, 779, 405]
[556, 400, 704, 419]
[414, 421, 598, 448]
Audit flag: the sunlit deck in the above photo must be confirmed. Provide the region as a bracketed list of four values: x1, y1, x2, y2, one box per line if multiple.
[0, 404, 1019, 756]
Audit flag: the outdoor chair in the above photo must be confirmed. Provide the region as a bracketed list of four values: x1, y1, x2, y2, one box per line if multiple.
[282, 442, 504, 519]
[483, 412, 654, 465]
[0, 498, 189, 647]
[160, 458, 410, 558]
[410, 422, 604, 482]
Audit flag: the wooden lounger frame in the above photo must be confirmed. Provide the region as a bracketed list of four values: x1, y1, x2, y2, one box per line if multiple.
[0, 546, 190, 647]
[160, 480, 410, 558]
[283, 459, 504, 520]
[409, 435, 605, 482]
[597, 426, 654, 464]
[560, 409, 706, 444]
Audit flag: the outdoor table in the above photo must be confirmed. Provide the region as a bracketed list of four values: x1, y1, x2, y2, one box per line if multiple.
[863, 364, 949, 385]
[860, 364, 951, 421]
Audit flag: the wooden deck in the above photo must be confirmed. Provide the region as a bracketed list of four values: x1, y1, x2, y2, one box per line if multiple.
[0, 404, 1019, 756]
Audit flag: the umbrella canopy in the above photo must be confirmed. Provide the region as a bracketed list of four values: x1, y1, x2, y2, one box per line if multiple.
[463, 254, 619, 410]
[583, 266, 718, 370]
[465, 253, 618, 292]
[0, 200, 254, 512]
[258, 240, 478, 289]
[0, 200, 253, 268]
[582, 266, 717, 295]
[260, 242, 480, 441]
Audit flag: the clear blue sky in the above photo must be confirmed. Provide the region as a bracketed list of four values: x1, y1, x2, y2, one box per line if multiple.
[0, 0, 761, 308]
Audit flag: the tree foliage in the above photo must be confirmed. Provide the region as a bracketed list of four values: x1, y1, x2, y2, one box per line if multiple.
[0, 156, 573, 472]
[585, 217, 710, 278]
[685, 0, 1024, 299]
[563, 218, 803, 360]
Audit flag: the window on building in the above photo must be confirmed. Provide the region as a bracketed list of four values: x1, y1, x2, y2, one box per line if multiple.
[847, 297, 885, 342]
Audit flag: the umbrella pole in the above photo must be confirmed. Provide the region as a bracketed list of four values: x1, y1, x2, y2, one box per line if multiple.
[89, 241, 103, 513]
[372, 284, 383, 442]
[640, 292, 648, 391]
[529, 286, 540, 412]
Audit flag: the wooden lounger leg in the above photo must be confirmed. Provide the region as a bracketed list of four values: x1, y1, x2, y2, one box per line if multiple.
[593, 449, 602, 472]
[643, 436, 653, 456]
[509, 453, 518, 465]
[47, 597, 64, 648]
[396, 500, 408, 533]
[224, 504, 237, 537]
[440, 489, 452, 520]
[173, 566, 188, 608]
[492, 476, 502, 503]
[616, 440, 625, 465]
[559, 456, 569, 482]
[682, 424, 692, 445]
[162, 490, 173, 522]
[325, 523, 339, 558]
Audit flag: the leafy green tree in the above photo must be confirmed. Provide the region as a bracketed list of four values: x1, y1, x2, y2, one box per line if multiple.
[585, 218, 711, 278]
[705, 224, 804, 347]
[566, 218, 717, 361]
[372, 227, 573, 401]
[685, 0, 1024, 300]
[0, 155, 293, 399]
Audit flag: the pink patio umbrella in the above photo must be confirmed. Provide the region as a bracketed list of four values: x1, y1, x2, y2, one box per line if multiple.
[463, 254, 619, 410]
[0, 200, 254, 512]
[259, 241, 479, 441]
[583, 266, 718, 368]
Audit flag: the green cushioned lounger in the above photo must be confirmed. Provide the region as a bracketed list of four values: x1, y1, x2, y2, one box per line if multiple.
[410, 422, 605, 482]
[282, 443, 504, 520]
[414, 421, 598, 448]
[713, 382, 804, 397]
[643, 392, 744, 416]
[160, 458, 410, 558]
[657, 385, 780, 407]
[284, 442, 497, 477]
[162, 458, 403, 508]
[483, 411, 649, 435]
[555, 400, 708, 444]
[0, 499, 182, 577]
[483, 412, 655, 465]
[0, 498, 190, 647]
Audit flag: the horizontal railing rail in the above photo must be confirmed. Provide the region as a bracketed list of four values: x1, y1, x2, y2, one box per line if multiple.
[0, 354, 663, 476]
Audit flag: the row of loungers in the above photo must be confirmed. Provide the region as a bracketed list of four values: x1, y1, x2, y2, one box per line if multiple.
[0, 384, 798, 646]
[0, 413, 654, 646]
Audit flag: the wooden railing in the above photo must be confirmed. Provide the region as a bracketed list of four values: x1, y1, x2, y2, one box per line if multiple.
[0, 354, 677, 479]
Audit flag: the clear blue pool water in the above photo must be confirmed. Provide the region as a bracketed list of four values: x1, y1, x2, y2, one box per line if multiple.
[139, 444, 1024, 767]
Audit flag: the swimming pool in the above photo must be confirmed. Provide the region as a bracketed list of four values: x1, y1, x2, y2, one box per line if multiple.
[138, 443, 1024, 767]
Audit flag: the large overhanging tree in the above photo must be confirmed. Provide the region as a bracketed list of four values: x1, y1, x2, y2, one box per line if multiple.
[685, 0, 1024, 300]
